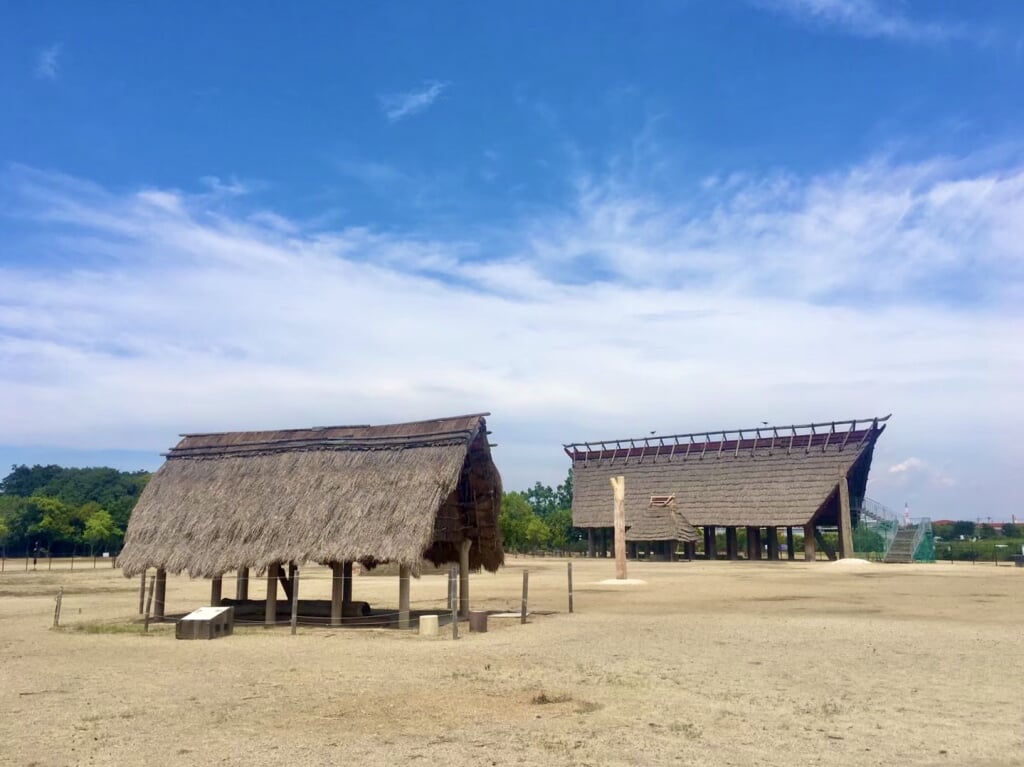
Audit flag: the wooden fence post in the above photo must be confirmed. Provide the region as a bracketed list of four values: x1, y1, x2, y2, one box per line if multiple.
[143, 575, 155, 633]
[521, 570, 529, 624]
[52, 587, 63, 628]
[449, 565, 458, 640]
[567, 562, 574, 613]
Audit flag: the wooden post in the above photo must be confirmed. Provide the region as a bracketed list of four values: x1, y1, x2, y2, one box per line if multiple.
[838, 470, 854, 559]
[265, 563, 279, 627]
[610, 476, 627, 579]
[587, 529, 596, 558]
[520, 569, 529, 624]
[567, 562, 574, 613]
[398, 563, 411, 630]
[745, 527, 755, 559]
[330, 562, 343, 627]
[767, 528, 780, 560]
[143, 574, 155, 633]
[210, 576, 223, 605]
[52, 586, 63, 628]
[138, 571, 146, 614]
[751, 528, 763, 560]
[343, 561, 353, 605]
[804, 524, 817, 561]
[154, 568, 166, 621]
[707, 526, 718, 560]
[726, 527, 738, 560]
[458, 539, 471, 618]
[786, 527, 795, 560]
[449, 565, 459, 640]
[290, 567, 300, 635]
[236, 567, 249, 600]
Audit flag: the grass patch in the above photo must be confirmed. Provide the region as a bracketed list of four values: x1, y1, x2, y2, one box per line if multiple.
[531, 691, 573, 705]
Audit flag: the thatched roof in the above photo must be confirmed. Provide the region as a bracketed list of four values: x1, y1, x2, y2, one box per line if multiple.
[119, 414, 504, 578]
[567, 416, 888, 532]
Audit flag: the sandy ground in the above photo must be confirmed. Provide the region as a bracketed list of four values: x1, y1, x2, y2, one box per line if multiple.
[1, 556, 1022, 767]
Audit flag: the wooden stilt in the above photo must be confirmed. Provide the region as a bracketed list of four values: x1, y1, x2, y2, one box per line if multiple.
[154, 568, 167, 621]
[458, 539, 471, 618]
[804, 525, 817, 562]
[138, 571, 146, 614]
[815, 528, 838, 561]
[745, 527, 756, 559]
[290, 567, 300, 635]
[838, 470, 854, 559]
[398, 563, 411, 629]
[706, 527, 718, 560]
[726, 527, 738, 560]
[786, 527, 795, 560]
[236, 567, 249, 600]
[752, 527, 764, 560]
[330, 562, 343, 627]
[587, 529, 596, 558]
[343, 561, 353, 605]
[767, 528, 780, 560]
[265, 563, 280, 626]
[210, 576, 222, 605]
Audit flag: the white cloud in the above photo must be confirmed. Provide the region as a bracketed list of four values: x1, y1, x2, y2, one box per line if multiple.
[379, 80, 448, 122]
[752, 0, 967, 43]
[0, 155, 1021, 520]
[889, 457, 925, 474]
[34, 44, 61, 80]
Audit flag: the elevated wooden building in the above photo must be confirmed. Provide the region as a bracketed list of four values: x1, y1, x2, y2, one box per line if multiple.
[566, 416, 889, 561]
[119, 414, 503, 627]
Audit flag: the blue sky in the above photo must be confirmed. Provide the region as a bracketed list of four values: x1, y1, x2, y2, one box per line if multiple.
[1, 1, 1022, 520]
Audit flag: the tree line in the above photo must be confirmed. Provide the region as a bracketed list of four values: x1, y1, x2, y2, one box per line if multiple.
[0, 464, 151, 557]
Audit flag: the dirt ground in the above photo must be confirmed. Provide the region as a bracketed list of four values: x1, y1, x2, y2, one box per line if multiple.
[1, 556, 1022, 767]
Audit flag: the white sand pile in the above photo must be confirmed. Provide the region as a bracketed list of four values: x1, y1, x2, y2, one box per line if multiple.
[828, 557, 873, 568]
[596, 578, 648, 585]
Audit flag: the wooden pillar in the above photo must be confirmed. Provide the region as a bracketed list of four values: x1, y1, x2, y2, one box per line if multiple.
[398, 563, 411, 629]
[459, 539, 471, 618]
[786, 527, 795, 560]
[154, 568, 166, 621]
[767, 528, 780, 560]
[745, 527, 755, 559]
[236, 567, 249, 600]
[210, 576, 222, 605]
[726, 527, 738, 560]
[330, 562, 343, 627]
[668, 540, 677, 562]
[587, 529, 596, 558]
[706, 527, 718, 560]
[804, 525, 817, 561]
[685, 541, 696, 560]
[838, 471, 854, 559]
[265, 563, 280, 626]
[610, 476, 627, 579]
[752, 527, 764, 560]
[343, 561, 353, 604]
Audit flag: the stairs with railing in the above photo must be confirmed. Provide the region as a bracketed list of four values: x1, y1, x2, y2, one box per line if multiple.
[883, 525, 918, 563]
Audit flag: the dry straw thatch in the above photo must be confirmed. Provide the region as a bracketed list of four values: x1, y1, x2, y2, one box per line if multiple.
[119, 414, 503, 578]
[567, 416, 888, 532]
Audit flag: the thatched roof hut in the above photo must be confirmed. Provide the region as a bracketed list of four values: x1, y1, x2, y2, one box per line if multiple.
[119, 414, 504, 579]
[566, 416, 889, 553]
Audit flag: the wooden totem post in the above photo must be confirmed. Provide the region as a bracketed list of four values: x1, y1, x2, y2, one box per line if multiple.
[837, 468, 854, 559]
[610, 476, 627, 580]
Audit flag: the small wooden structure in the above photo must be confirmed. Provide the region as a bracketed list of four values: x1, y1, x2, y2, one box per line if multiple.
[566, 416, 889, 561]
[119, 414, 504, 627]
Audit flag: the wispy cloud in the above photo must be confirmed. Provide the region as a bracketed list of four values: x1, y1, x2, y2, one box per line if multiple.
[34, 43, 62, 80]
[0, 154, 1021, 517]
[379, 80, 449, 122]
[752, 0, 968, 43]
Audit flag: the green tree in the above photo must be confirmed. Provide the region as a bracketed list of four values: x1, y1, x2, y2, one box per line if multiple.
[546, 508, 573, 551]
[499, 492, 536, 552]
[525, 516, 551, 550]
[977, 524, 998, 540]
[30, 496, 77, 552]
[1001, 522, 1019, 538]
[951, 520, 975, 538]
[82, 509, 121, 556]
